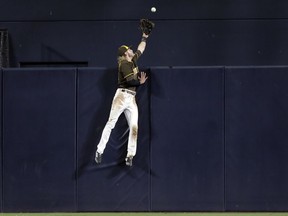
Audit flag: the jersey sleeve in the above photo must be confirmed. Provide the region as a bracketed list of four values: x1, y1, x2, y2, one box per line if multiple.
[132, 50, 142, 62]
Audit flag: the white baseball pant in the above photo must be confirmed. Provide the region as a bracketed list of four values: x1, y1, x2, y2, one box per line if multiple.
[96, 88, 138, 157]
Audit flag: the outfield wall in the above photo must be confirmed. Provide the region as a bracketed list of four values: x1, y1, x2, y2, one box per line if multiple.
[1, 66, 288, 212]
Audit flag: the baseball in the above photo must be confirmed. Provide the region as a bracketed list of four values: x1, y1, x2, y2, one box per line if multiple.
[151, 7, 156, 12]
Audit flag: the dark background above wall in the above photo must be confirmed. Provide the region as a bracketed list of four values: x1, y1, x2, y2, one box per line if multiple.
[1, 0, 288, 21]
[1, 0, 288, 67]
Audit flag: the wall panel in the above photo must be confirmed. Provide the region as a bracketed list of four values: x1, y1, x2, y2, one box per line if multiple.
[2, 68, 76, 212]
[76, 68, 150, 211]
[225, 66, 288, 211]
[150, 67, 224, 211]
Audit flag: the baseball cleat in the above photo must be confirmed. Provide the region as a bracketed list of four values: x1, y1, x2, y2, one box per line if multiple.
[95, 151, 102, 164]
[125, 156, 133, 166]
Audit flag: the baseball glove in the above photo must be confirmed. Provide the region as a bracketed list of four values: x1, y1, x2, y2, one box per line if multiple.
[140, 19, 155, 35]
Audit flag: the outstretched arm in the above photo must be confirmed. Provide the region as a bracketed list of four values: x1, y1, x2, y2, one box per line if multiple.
[137, 33, 149, 54]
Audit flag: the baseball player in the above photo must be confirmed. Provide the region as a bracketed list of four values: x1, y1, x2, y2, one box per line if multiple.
[95, 26, 152, 166]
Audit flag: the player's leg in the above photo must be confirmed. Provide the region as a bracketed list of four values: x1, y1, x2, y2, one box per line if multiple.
[124, 97, 139, 166]
[95, 90, 125, 163]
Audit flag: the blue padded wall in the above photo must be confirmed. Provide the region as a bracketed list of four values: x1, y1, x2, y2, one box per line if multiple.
[76, 68, 150, 211]
[1, 66, 288, 212]
[150, 67, 225, 211]
[225, 66, 288, 211]
[2, 68, 76, 212]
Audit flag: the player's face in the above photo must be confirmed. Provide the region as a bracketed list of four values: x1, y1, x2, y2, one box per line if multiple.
[126, 49, 134, 57]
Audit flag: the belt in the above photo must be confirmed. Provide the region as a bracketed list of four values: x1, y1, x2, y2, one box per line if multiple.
[120, 88, 136, 96]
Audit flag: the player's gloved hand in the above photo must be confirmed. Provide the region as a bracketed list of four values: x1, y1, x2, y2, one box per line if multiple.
[140, 19, 155, 35]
